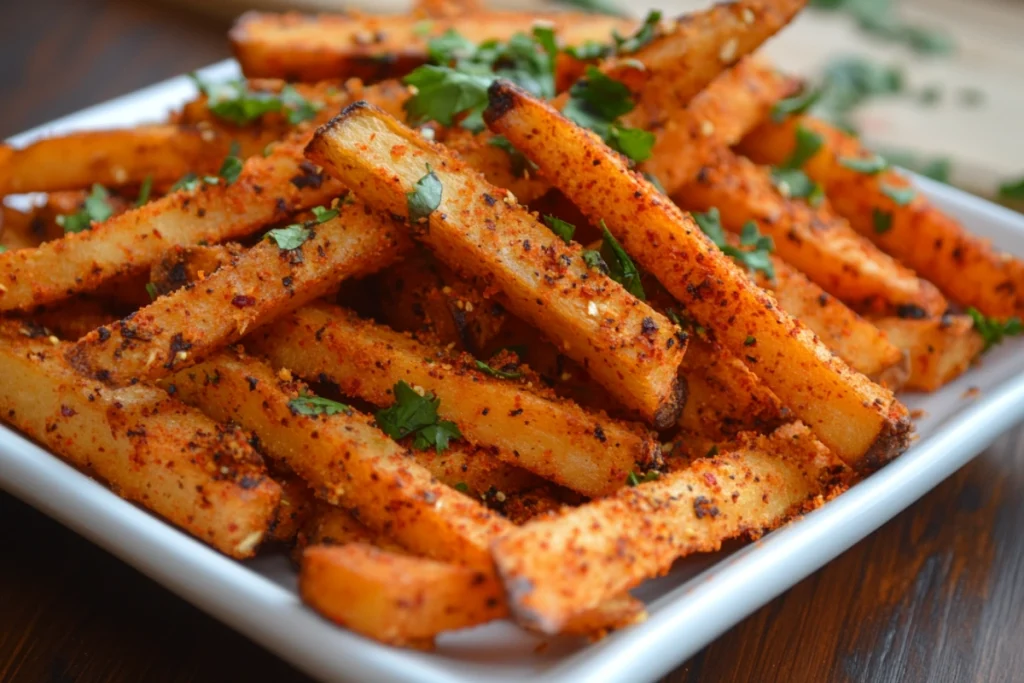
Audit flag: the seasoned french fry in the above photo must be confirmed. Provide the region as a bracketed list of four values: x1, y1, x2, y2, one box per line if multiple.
[412, 440, 544, 497]
[306, 103, 686, 428]
[485, 81, 910, 469]
[269, 471, 318, 544]
[0, 323, 281, 558]
[438, 128, 552, 205]
[0, 79, 410, 313]
[230, 12, 635, 82]
[674, 147, 947, 317]
[1, 204, 45, 251]
[0, 125, 238, 195]
[303, 505, 407, 553]
[872, 315, 984, 392]
[248, 303, 662, 497]
[21, 295, 122, 341]
[165, 348, 508, 566]
[149, 243, 244, 296]
[739, 116, 1024, 317]
[66, 202, 409, 385]
[491, 423, 842, 633]
[413, 0, 484, 18]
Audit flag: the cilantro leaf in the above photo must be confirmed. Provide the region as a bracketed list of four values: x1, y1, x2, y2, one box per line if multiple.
[407, 164, 443, 224]
[643, 172, 667, 194]
[170, 173, 201, 193]
[281, 84, 322, 124]
[839, 153, 888, 175]
[405, 66, 492, 128]
[608, 125, 655, 162]
[288, 392, 351, 416]
[566, 40, 612, 60]
[598, 221, 644, 300]
[967, 307, 1023, 352]
[771, 168, 825, 205]
[0, 245, 6, 254]
[375, 381, 462, 453]
[781, 125, 824, 169]
[57, 184, 113, 233]
[567, 66, 635, 120]
[265, 225, 311, 250]
[145, 282, 159, 301]
[872, 208, 893, 233]
[613, 11, 662, 54]
[543, 215, 576, 244]
[563, 67, 653, 163]
[582, 249, 609, 273]
[427, 29, 479, 65]
[998, 177, 1024, 201]
[191, 74, 321, 126]
[626, 470, 660, 486]
[771, 87, 821, 122]
[877, 149, 950, 183]
[881, 183, 916, 206]
[311, 205, 339, 223]
[474, 359, 523, 379]
[136, 175, 153, 207]
[693, 208, 776, 280]
[218, 149, 243, 185]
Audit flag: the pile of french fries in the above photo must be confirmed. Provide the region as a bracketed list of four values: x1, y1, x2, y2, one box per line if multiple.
[2, 0, 1022, 648]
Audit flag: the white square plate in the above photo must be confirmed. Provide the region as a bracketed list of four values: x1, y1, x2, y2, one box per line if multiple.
[3, 60, 1024, 683]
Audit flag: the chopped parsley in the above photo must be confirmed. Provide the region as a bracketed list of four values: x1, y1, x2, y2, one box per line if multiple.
[781, 125, 824, 169]
[0, 245, 6, 254]
[170, 145, 243, 193]
[542, 214, 576, 244]
[626, 470, 660, 486]
[190, 75, 323, 126]
[612, 10, 662, 54]
[288, 392, 351, 416]
[771, 168, 825, 206]
[407, 164, 443, 223]
[839, 153, 888, 175]
[488, 135, 536, 176]
[145, 282, 159, 301]
[880, 183, 916, 206]
[57, 184, 114, 233]
[375, 380, 462, 453]
[771, 87, 821, 123]
[136, 175, 153, 207]
[563, 66, 655, 163]
[217, 149, 244, 186]
[643, 172, 667, 194]
[966, 307, 1023, 352]
[585, 221, 645, 299]
[264, 203, 339, 250]
[692, 208, 776, 280]
[453, 481, 470, 493]
[872, 208, 893, 234]
[998, 177, 1024, 201]
[474, 359, 523, 379]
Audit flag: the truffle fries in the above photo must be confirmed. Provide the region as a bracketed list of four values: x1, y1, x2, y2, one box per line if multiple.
[248, 303, 662, 497]
[484, 81, 910, 470]
[66, 203, 410, 384]
[740, 115, 1024, 317]
[166, 348, 508, 566]
[491, 423, 842, 633]
[0, 324, 280, 558]
[305, 103, 687, 428]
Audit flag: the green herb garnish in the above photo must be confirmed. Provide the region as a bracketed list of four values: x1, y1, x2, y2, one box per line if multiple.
[872, 208, 893, 233]
[563, 66, 654, 163]
[967, 307, 1023, 352]
[136, 175, 153, 207]
[264, 203, 339, 250]
[771, 87, 821, 122]
[839, 153, 888, 175]
[626, 470, 660, 486]
[595, 221, 644, 299]
[375, 380, 462, 453]
[407, 164, 443, 223]
[288, 392, 351, 416]
[474, 359, 523, 379]
[692, 208, 776, 280]
[190, 75, 322, 126]
[771, 168, 825, 206]
[881, 183, 916, 206]
[57, 184, 114, 233]
[998, 177, 1024, 201]
[145, 282, 159, 301]
[542, 215, 576, 244]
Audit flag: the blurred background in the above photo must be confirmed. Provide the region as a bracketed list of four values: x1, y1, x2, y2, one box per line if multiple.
[2, 0, 1021, 205]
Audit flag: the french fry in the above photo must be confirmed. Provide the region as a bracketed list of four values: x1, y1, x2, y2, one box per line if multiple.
[438, 128, 552, 205]
[413, 440, 544, 497]
[872, 315, 984, 392]
[149, 243, 244, 296]
[739, 115, 1024, 317]
[269, 471, 318, 544]
[673, 147, 948, 317]
[491, 422, 843, 633]
[0, 125, 239, 195]
[164, 348, 508, 566]
[485, 81, 910, 470]
[413, 0, 484, 18]
[306, 103, 687, 428]
[248, 303, 662, 497]
[1, 204, 45, 251]
[302, 505, 408, 554]
[20, 295, 123, 341]
[65, 202, 410, 385]
[0, 323, 281, 558]
[230, 12, 635, 82]
[0, 79, 410, 313]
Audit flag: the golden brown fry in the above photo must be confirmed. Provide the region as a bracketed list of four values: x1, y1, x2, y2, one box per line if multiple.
[269, 471, 318, 544]
[485, 81, 910, 470]
[303, 505, 408, 553]
[306, 103, 686, 428]
[674, 147, 947, 317]
[412, 439, 543, 498]
[65, 202, 409, 385]
[230, 12, 635, 82]
[413, 0, 484, 18]
[0, 79, 410, 313]
[0, 323, 280, 558]
[640, 58, 800, 195]
[0, 125, 237, 195]
[739, 116, 1024, 317]
[491, 423, 842, 633]
[1, 204, 45, 251]
[19, 295, 123, 341]
[165, 348, 508, 566]
[438, 128, 552, 205]
[248, 303, 661, 497]
[872, 315, 984, 392]
[149, 243, 244, 296]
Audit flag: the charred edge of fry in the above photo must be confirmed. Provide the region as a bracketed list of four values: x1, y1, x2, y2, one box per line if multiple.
[654, 375, 688, 431]
[859, 409, 912, 473]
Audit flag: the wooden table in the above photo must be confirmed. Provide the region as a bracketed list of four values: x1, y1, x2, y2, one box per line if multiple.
[2, 1, 1023, 681]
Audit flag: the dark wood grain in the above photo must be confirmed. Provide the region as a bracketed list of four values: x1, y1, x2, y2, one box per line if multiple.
[2, 2, 1024, 682]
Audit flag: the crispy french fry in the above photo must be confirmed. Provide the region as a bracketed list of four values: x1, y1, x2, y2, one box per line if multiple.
[0, 323, 281, 558]
[0, 79, 410, 313]
[0, 125, 238, 195]
[66, 202, 409, 385]
[413, 440, 543, 497]
[165, 348, 508, 566]
[20, 295, 123, 341]
[674, 147, 947, 317]
[248, 303, 661, 497]
[640, 58, 800, 195]
[303, 505, 408, 553]
[1, 204, 45, 251]
[230, 12, 635, 82]
[872, 315, 984, 392]
[485, 81, 910, 470]
[413, 0, 484, 18]
[269, 471, 318, 544]
[491, 422, 842, 633]
[149, 243, 244, 296]
[438, 128, 552, 205]
[306, 103, 686, 428]
[758, 254, 905, 380]
[739, 116, 1024, 317]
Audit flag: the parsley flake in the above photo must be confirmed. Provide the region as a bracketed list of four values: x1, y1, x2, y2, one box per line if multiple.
[839, 153, 888, 175]
[454, 481, 470, 493]
[474, 359, 523, 379]
[145, 282, 159, 301]
[57, 184, 114, 233]
[190, 74, 322, 126]
[542, 215, 576, 244]
[771, 87, 821, 122]
[288, 392, 351, 416]
[771, 168, 825, 205]
[881, 183, 916, 206]
[563, 66, 654, 163]
[612, 11, 662, 54]
[626, 470, 660, 486]
[375, 381, 462, 453]
[595, 221, 644, 299]
[872, 208, 893, 234]
[0, 244, 6, 254]
[136, 175, 153, 207]
[407, 164, 443, 223]
[967, 307, 1023, 352]
[265, 225, 311, 250]
[997, 177, 1024, 201]
[693, 208, 776, 280]
[781, 125, 824, 169]
[218, 150, 244, 185]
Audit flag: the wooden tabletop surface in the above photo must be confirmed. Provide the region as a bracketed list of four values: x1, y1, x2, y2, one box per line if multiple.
[2, 1, 1024, 682]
